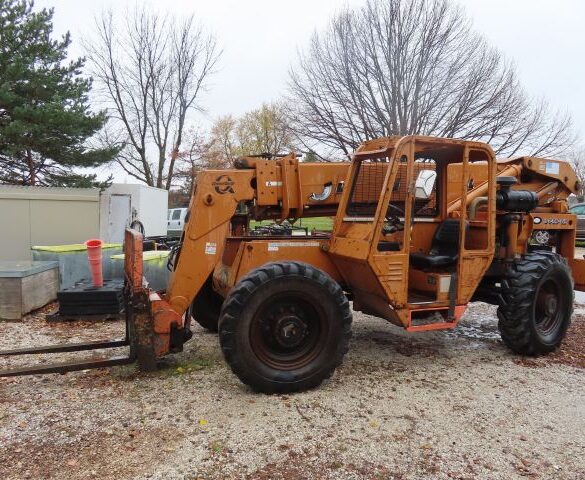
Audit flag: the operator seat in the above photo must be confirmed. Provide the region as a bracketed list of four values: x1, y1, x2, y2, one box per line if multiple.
[409, 219, 468, 269]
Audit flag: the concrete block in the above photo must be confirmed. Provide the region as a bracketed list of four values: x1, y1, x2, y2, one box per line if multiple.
[0, 261, 59, 321]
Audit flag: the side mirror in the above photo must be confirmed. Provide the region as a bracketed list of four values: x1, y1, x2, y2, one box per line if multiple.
[415, 170, 437, 199]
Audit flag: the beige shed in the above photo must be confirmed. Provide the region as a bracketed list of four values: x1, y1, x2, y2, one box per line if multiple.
[0, 186, 100, 261]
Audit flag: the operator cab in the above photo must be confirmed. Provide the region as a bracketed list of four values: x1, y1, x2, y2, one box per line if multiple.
[328, 136, 496, 328]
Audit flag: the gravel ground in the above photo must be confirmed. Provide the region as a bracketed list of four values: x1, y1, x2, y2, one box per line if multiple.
[1, 301, 584, 480]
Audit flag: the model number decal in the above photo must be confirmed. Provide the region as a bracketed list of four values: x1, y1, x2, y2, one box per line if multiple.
[533, 216, 568, 225]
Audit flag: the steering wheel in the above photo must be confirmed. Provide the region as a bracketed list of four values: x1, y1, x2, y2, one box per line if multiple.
[386, 203, 404, 218]
[383, 204, 405, 235]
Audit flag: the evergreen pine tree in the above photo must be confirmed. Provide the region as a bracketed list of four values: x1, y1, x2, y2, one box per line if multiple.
[0, 0, 118, 186]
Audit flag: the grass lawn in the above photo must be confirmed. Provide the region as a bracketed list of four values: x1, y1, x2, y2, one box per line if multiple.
[250, 216, 334, 232]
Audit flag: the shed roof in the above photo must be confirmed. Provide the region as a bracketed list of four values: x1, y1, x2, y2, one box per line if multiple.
[0, 185, 99, 201]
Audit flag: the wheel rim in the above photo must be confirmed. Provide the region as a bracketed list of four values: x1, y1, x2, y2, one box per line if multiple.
[249, 293, 327, 371]
[534, 278, 564, 336]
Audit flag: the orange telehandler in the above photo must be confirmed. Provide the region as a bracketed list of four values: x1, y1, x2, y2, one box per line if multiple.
[3, 136, 585, 393]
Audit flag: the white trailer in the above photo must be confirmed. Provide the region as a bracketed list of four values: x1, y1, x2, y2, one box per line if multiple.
[99, 184, 168, 243]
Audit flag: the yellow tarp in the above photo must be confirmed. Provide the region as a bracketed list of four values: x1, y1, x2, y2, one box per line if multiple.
[110, 250, 170, 262]
[32, 243, 122, 252]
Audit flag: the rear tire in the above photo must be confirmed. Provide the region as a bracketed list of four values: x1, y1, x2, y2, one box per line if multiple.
[497, 251, 573, 355]
[219, 261, 352, 393]
[189, 277, 223, 332]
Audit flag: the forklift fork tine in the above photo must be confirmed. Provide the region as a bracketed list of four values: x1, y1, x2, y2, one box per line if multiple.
[0, 338, 128, 356]
[0, 355, 135, 377]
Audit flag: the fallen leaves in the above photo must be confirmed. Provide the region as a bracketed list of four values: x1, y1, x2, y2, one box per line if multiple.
[546, 315, 585, 369]
[513, 316, 585, 370]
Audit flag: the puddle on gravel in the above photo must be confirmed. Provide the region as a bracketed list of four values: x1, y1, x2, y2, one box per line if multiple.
[443, 305, 501, 345]
[442, 303, 585, 349]
[444, 320, 500, 352]
[445, 322, 501, 342]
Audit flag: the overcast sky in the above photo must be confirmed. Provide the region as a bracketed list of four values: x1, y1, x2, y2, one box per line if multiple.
[36, 0, 585, 182]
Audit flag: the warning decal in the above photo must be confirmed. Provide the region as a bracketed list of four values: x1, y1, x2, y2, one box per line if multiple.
[267, 241, 320, 252]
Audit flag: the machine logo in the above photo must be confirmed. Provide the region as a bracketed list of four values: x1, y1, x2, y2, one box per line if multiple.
[533, 217, 542, 225]
[212, 175, 235, 194]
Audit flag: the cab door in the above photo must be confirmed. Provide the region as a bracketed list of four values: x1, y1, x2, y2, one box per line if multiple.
[367, 141, 414, 311]
[168, 208, 184, 237]
[453, 146, 497, 305]
[328, 137, 411, 325]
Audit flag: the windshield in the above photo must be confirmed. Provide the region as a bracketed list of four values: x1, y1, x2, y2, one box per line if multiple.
[346, 158, 391, 217]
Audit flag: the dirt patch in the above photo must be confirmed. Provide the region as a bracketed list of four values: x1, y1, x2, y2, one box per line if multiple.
[0, 426, 184, 480]
[248, 447, 393, 480]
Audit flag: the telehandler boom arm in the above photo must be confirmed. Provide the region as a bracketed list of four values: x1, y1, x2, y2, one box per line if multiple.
[166, 154, 349, 314]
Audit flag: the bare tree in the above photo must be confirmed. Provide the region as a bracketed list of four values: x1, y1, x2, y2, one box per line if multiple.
[173, 127, 223, 194]
[289, 0, 574, 158]
[85, 8, 220, 189]
[568, 146, 585, 201]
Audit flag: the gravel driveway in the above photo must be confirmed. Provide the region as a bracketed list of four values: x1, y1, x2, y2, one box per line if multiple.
[1, 302, 584, 480]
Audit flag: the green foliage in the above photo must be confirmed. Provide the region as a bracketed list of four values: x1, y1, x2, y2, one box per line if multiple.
[175, 103, 295, 193]
[0, 0, 118, 186]
[251, 217, 334, 232]
[48, 172, 112, 189]
[235, 103, 295, 157]
[303, 150, 320, 163]
[203, 102, 295, 163]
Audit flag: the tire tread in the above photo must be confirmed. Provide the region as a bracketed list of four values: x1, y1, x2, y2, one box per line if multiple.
[219, 261, 352, 393]
[497, 251, 573, 355]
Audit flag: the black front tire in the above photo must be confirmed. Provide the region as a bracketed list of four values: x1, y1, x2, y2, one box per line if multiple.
[189, 277, 224, 332]
[497, 251, 573, 355]
[219, 261, 352, 393]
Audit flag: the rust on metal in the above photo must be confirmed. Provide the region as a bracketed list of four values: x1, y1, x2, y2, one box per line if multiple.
[124, 228, 144, 293]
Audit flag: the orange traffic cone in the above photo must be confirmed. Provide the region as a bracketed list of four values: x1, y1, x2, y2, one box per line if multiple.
[85, 239, 104, 287]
